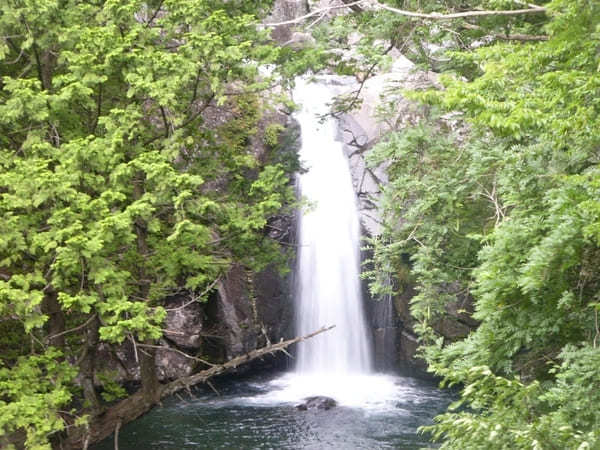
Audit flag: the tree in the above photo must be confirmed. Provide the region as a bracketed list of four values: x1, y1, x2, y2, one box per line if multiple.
[0, 0, 295, 447]
[318, 0, 600, 448]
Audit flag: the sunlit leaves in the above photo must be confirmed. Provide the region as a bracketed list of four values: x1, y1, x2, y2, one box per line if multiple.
[0, 349, 76, 449]
[366, 0, 600, 448]
[0, 0, 294, 445]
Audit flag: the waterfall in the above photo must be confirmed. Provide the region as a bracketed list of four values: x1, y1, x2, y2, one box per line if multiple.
[293, 77, 372, 375]
[254, 77, 401, 409]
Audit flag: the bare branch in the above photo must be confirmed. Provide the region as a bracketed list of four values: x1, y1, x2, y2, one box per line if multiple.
[263, 1, 367, 27]
[594, 307, 599, 349]
[45, 313, 98, 343]
[114, 420, 120, 450]
[373, 0, 546, 19]
[263, 0, 546, 28]
[478, 181, 506, 225]
[136, 343, 216, 367]
[145, 0, 165, 27]
[161, 325, 335, 398]
[164, 277, 220, 312]
[67, 326, 335, 448]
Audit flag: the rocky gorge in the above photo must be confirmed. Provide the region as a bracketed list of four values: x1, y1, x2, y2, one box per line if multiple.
[95, 0, 479, 386]
[269, 0, 478, 371]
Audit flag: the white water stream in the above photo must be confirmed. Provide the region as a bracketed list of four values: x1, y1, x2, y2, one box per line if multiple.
[294, 78, 372, 375]
[253, 77, 401, 409]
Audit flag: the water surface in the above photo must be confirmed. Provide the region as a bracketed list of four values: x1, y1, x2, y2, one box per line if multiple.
[93, 371, 452, 449]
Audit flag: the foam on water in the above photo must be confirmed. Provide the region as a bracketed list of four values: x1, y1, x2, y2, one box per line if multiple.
[244, 373, 414, 412]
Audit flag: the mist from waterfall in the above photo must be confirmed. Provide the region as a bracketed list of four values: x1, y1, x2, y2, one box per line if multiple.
[293, 77, 372, 375]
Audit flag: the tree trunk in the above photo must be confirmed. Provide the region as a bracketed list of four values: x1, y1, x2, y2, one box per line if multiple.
[64, 326, 334, 449]
[79, 314, 102, 412]
[133, 175, 161, 406]
[139, 341, 160, 405]
[42, 288, 65, 349]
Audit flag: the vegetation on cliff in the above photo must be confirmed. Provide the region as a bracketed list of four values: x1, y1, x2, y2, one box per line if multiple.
[0, 0, 300, 447]
[354, 0, 600, 448]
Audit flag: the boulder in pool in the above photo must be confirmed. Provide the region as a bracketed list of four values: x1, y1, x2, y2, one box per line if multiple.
[296, 396, 338, 411]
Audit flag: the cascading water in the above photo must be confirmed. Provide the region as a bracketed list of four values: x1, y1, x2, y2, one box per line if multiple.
[294, 78, 372, 375]
[258, 76, 396, 407]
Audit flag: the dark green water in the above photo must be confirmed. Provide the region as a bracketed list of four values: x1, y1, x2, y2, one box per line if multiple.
[93, 371, 452, 450]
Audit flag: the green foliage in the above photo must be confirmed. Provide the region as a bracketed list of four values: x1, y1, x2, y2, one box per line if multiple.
[367, 123, 491, 338]
[96, 371, 128, 403]
[264, 123, 285, 148]
[423, 346, 600, 449]
[364, 0, 600, 448]
[0, 349, 76, 449]
[0, 0, 296, 445]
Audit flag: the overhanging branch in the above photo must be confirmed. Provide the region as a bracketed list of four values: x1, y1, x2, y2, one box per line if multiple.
[66, 325, 335, 448]
[373, 1, 546, 19]
[263, 0, 546, 28]
[263, 1, 366, 27]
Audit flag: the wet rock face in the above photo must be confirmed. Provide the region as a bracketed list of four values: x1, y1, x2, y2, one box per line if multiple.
[267, 0, 309, 43]
[164, 295, 205, 350]
[335, 59, 436, 369]
[338, 57, 438, 237]
[336, 54, 478, 369]
[296, 396, 338, 411]
[212, 257, 295, 364]
[215, 263, 258, 358]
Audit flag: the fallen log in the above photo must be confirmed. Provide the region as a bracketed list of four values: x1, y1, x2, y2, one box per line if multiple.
[65, 325, 335, 449]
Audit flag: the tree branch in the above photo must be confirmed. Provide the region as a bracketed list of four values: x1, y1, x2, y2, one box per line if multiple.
[113, 420, 120, 450]
[136, 343, 216, 367]
[164, 277, 220, 312]
[44, 313, 98, 343]
[144, 0, 165, 27]
[263, 1, 366, 27]
[161, 325, 335, 397]
[372, 0, 546, 20]
[263, 0, 546, 28]
[66, 326, 335, 448]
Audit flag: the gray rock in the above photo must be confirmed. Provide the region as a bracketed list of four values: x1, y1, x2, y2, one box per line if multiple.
[399, 330, 426, 370]
[216, 264, 257, 359]
[214, 259, 295, 362]
[337, 58, 439, 237]
[267, 0, 309, 44]
[296, 396, 338, 411]
[164, 295, 204, 350]
[286, 32, 316, 50]
[155, 338, 195, 380]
